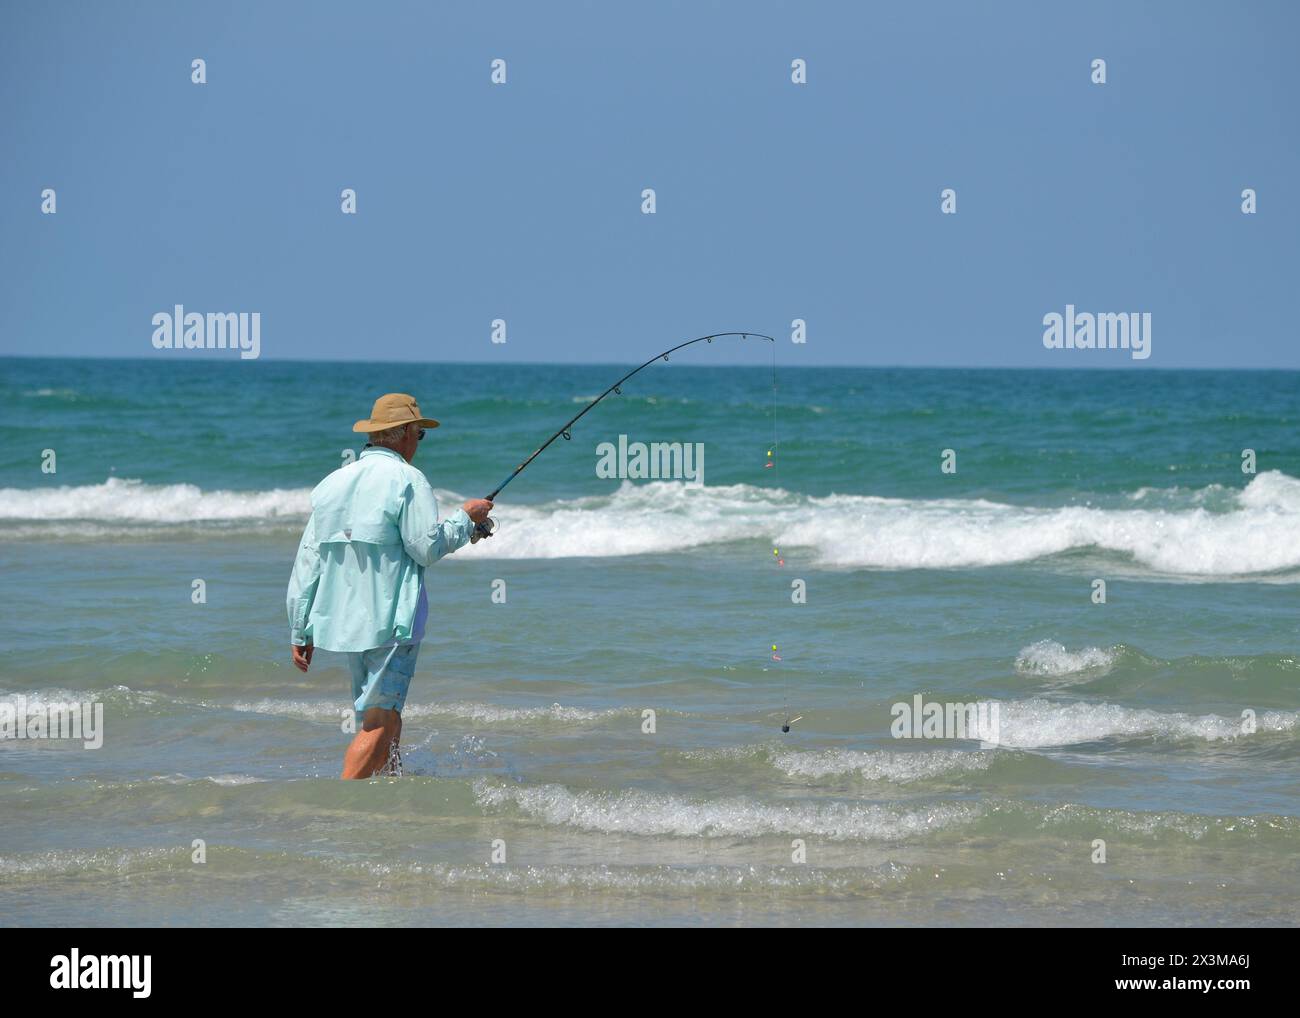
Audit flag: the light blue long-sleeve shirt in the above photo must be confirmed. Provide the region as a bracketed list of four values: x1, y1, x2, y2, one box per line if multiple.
[286, 446, 475, 653]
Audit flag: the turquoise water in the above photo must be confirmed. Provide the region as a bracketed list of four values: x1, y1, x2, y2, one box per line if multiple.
[1, 356, 1298, 926]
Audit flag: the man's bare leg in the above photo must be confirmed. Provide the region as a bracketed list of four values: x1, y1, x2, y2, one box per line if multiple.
[341, 707, 401, 779]
[384, 714, 403, 776]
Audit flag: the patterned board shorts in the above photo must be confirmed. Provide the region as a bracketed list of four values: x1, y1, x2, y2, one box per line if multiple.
[346, 642, 420, 725]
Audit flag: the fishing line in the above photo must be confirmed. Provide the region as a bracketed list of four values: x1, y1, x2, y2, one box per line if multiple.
[470, 331, 776, 539]
[469, 330, 788, 731]
[762, 340, 793, 732]
[757, 341, 798, 733]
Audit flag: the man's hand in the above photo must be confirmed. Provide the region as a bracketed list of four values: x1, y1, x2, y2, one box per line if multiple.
[462, 498, 494, 523]
[291, 642, 314, 673]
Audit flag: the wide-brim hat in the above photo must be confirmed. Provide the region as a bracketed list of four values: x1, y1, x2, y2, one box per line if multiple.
[352, 393, 440, 433]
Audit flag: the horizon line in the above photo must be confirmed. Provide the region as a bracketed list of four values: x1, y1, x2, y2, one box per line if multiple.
[1, 353, 1296, 372]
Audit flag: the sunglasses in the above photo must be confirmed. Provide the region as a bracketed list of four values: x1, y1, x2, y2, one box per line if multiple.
[417, 428, 427, 441]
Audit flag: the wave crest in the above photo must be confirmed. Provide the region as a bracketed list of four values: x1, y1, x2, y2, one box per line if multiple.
[4, 471, 1298, 578]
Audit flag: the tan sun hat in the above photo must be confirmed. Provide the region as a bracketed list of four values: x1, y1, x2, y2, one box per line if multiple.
[352, 393, 440, 433]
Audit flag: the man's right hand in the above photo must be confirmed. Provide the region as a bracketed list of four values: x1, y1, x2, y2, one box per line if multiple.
[462, 498, 494, 523]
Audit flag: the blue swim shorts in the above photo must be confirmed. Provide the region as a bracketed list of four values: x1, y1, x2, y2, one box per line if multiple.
[346, 642, 420, 725]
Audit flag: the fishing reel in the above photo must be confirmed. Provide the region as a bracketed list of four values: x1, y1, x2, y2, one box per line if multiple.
[470, 517, 497, 543]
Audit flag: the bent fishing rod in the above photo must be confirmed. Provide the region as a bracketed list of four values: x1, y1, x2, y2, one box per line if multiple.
[469, 331, 776, 542]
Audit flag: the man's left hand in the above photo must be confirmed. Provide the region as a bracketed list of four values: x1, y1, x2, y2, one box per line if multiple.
[292, 642, 314, 673]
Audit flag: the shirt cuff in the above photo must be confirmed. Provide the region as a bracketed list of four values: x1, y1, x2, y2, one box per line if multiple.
[450, 507, 474, 543]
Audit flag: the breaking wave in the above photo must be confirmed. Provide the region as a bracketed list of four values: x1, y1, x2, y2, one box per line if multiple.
[3, 471, 1298, 578]
[474, 779, 979, 841]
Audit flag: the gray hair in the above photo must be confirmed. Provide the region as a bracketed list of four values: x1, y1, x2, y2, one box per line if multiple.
[368, 423, 411, 448]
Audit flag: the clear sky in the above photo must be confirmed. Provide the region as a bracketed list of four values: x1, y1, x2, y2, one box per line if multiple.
[1, 0, 1297, 367]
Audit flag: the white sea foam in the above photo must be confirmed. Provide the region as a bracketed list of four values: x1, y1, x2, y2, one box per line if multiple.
[4, 471, 1298, 578]
[975, 699, 1300, 748]
[436, 470, 1300, 575]
[0, 847, 908, 895]
[340, 860, 910, 894]
[1015, 640, 1119, 677]
[802, 471, 1300, 575]
[228, 698, 340, 720]
[769, 747, 995, 781]
[149, 773, 267, 786]
[683, 744, 994, 781]
[474, 779, 978, 841]
[0, 476, 308, 522]
[228, 697, 619, 725]
[0, 847, 188, 878]
[423, 701, 621, 724]
[0, 685, 153, 709]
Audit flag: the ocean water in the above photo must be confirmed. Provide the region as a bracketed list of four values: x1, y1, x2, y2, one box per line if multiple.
[1, 356, 1298, 927]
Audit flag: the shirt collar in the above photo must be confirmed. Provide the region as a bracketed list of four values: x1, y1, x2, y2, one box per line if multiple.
[359, 446, 405, 463]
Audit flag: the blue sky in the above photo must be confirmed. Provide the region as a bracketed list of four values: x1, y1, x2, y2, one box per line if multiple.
[1, 0, 1296, 367]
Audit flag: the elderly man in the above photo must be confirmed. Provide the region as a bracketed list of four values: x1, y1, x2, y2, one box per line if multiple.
[286, 393, 493, 779]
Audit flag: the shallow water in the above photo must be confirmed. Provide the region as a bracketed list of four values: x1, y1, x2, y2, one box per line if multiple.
[1, 359, 1297, 926]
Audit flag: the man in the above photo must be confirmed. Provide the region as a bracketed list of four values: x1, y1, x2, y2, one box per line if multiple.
[286, 393, 493, 779]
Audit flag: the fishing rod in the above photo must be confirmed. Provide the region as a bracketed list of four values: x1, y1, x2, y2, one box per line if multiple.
[469, 331, 776, 542]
